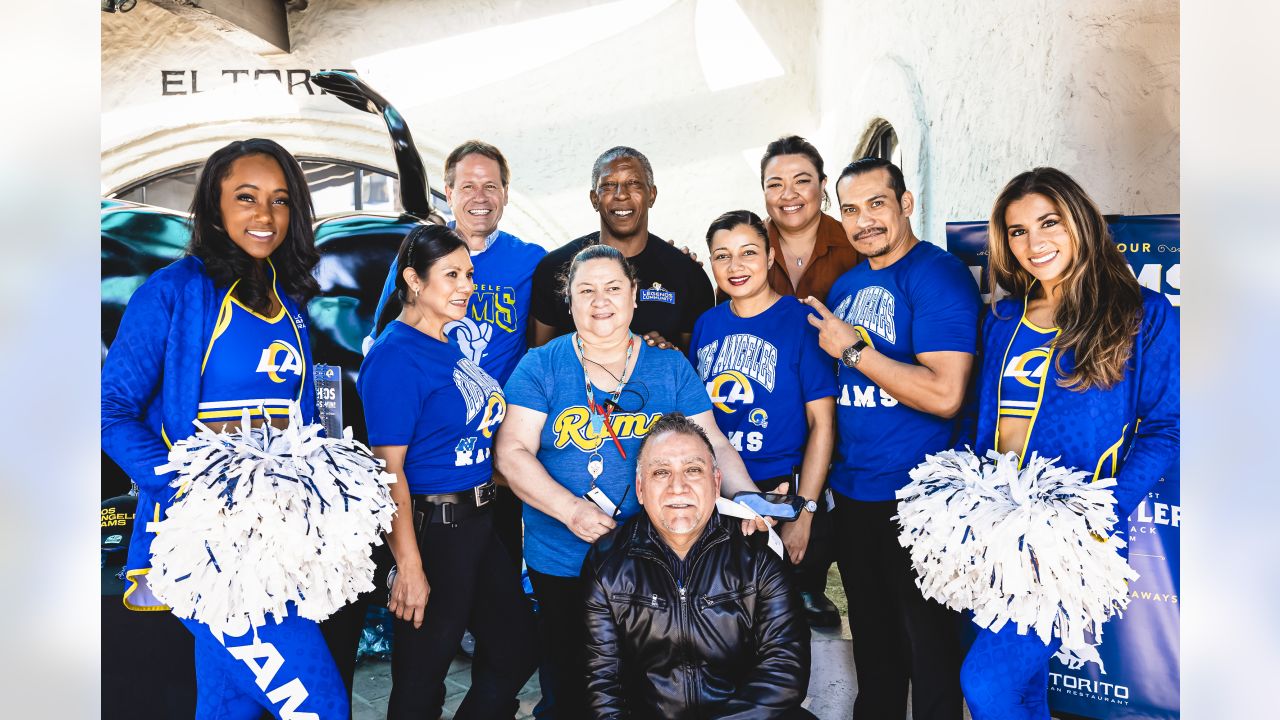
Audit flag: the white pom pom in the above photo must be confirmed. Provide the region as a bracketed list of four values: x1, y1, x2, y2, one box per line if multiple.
[894, 448, 1138, 672]
[146, 404, 397, 636]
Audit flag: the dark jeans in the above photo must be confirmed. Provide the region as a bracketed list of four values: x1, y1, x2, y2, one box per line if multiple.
[388, 508, 538, 719]
[833, 494, 963, 720]
[319, 543, 392, 720]
[527, 568, 589, 720]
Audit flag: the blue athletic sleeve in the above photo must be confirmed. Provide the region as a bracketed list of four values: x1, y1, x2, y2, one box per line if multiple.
[672, 351, 713, 416]
[101, 274, 179, 495]
[1112, 291, 1180, 518]
[911, 253, 981, 355]
[687, 312, 706, 369]
[365, 260, 399, 348]
[504, 347, 551, 413]
[358, 346, 425, 446]
[798, 319, 837, 402]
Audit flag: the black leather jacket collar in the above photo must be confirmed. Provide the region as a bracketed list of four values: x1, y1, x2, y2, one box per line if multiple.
[583, 511, 810, 719]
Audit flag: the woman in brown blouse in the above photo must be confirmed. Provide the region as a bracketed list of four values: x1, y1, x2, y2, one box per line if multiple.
[758, 135, 862, 302]
[745, 135, 862, 627]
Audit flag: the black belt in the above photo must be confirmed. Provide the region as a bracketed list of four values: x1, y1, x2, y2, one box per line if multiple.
[411, 480, 496, 528]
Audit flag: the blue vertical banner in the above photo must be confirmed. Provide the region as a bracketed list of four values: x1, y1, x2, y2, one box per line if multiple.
[946, 215, 1180, 719]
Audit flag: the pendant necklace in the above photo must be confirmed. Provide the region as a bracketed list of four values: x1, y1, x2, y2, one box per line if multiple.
[575, 332, 634, 482]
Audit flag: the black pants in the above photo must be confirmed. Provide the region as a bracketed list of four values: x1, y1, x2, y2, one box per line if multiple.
[527, 569, 589, 720]
[318, 542, 393, 719]
[756, 476, 835, 595]
[492, 483, 524, 565]
[388, 507, 538, 719]
[833, 494, 963, 720]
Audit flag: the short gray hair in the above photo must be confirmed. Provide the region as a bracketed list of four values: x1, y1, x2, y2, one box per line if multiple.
[591, 146, 655, 189]
[636, 412, 715, 468]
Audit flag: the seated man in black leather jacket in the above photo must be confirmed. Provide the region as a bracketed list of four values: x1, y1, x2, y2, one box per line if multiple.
[583, 412, 814, 719]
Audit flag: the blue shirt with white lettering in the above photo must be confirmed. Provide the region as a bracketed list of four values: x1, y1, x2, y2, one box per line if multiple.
[826, 240, 980, 501]
[358, 320, 506, 494]
[688, 296, 836, 482]
[504, 335, 711, 577]
[369, 226, 546, 385]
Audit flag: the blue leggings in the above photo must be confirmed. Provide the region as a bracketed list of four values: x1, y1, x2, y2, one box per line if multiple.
[960, 623, 1061, 720]
[180, 606, 348, 720]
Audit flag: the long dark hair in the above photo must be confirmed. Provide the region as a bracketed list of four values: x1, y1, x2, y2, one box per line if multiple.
[988, 167, 1142, 390]
[374, 224, 469, 334]
[186, 138, 320, 313]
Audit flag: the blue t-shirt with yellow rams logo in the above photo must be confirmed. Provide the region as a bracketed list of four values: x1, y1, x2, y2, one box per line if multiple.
[504, 335, 711, 577]
[370, 227, 545, 385]
[198, 296, 307, 422]
[688, 296, 836, 482]
[826, 240, 981, 501]
[358, 320, 506, 495]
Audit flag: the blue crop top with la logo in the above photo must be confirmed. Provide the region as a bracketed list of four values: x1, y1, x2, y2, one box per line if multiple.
[996, 310, 1060, 421]
[198, 263, 307, 422]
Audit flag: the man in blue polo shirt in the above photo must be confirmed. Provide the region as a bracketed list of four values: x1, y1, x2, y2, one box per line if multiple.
[804, 157, 980, 720]
[369, 140, 546, 556]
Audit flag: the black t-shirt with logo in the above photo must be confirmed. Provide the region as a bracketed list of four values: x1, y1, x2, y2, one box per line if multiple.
[530, 232, 715, 343]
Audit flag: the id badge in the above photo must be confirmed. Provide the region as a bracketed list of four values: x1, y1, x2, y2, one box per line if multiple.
[583, 486, 617, 517]
[313, 364, 343, 438]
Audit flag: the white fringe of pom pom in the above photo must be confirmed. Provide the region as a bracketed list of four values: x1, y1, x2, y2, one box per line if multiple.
[894, 449, 1139, 672]
[146, 404, 396, 637]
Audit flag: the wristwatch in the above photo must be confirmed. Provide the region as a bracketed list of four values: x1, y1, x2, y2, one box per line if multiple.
[840, 338, 870, 368]
[800, 497, 818, 513]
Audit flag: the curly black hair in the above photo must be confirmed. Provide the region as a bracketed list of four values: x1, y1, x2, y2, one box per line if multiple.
[185, 138, 320, 313]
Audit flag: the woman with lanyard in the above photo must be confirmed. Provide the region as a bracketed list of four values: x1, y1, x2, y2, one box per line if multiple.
[496, 243, 768, 719]
[101, 139, 348, 718]
[960, 167, 1179, 719]
[688, 210, 837, 568]
[358, 224, 537, 719]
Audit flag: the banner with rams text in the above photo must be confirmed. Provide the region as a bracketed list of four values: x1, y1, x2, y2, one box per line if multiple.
[946, 215, 1180, 720]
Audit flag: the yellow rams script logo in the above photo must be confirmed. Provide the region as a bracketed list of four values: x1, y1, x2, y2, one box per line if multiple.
[256, 340, 303, 383]
[708, 370, 754, 413]
[552, 407, 663, 451]
[1003, 347, 1052, 388]
[478, 392, 506, 439]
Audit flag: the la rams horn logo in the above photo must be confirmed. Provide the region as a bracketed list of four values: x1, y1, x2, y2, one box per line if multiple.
[748, 408, 769, 429]
[256, 340, 303, 383]
[708, 370, 754, 413]
[477, 391, 506, 439]
[1004, 347, 1052, 388]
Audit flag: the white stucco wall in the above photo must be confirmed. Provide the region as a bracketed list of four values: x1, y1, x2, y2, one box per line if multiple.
[813, 0, 1179, 243]
[102, 0, 1177, 250]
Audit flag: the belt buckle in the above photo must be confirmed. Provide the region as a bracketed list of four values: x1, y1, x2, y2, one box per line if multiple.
[474, 482, 495, 507]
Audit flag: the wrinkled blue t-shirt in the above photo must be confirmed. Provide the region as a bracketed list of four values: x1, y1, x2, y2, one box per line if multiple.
[826, 240, 980, 501]
[504, 335, 711, 576]
[358, 320, 506, 494]
[688, 296, 836, 482]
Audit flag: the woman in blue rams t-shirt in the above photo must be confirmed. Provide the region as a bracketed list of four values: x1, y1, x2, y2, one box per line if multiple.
[689, 210, 836, 566]
[101, 139, 348, 719]
[496, 243, 767, 719]
[358, 225, 536, 719]
[961, 168, 1179, 720]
